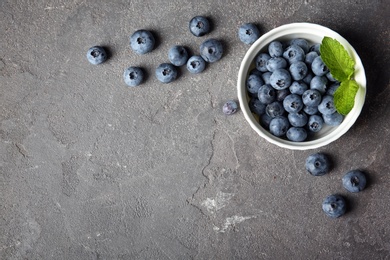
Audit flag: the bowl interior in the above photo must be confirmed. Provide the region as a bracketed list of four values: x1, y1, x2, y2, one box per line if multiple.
[237, 23, 366, 150]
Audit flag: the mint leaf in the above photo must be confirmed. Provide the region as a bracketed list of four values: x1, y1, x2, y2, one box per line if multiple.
[333, 79, 359, 115]
[320, 37, 355, 82]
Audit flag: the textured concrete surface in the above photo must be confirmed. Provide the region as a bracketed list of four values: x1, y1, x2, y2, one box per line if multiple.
[1, 0, 389, 259]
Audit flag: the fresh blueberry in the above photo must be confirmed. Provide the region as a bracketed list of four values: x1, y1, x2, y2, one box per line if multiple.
[305, 153, 330, 176]
[289, 81, 308, 95]
[269, 69, 292, 90]
[266, 101, 285, 118]
[302, 72, 314, 85]
[238, 23, 260, 44]
[323, 112, 344, 126]
[189, 16, 210, 37]
[322, 194, 347, 218]
[123, 66, 144, 87]
[311, 56, 329, 76]
[309, 43, 321, 54]
[283, 45, 305, 64]
[310, 75, 328, 94]
[266, 57, 288, 72]
[291, 38, 310, 53]
[307, 114, 324, 132]
[223, 100, 238, 115]
[200, 38, 223, 63]
[326, 71, 338, 82]
[249, 68, 263, 77]
[276, 89, 290, 102]
[262, 71, 272, 85]
[87, 46, 107, 65]
[302, 89, 322, 107]
[283, 94, 303, 113]
[130, 30, 155, 54]
[269, 116, 290, 137]
[303, 105, 319, 115]
[155, 63, 178, 83]
[304, 51, 319, 65]
[326, 82, 340, 96]
[288, 111, 308, 127]
[268, 41, 284, 57]
[289, 61, 308, 81]
[260, 113, 273, 129]
[342, 170, 367, 193]
[249, 97, 266, 115]
[286, 127, 307, 142]
[318, 95, 336, 115]
[186, 55, 206, 74]
[255, 53, 271, 72]
[246, 73, 264, 97]
[258, 84, 276, 104]
[168, 45, 189, 66]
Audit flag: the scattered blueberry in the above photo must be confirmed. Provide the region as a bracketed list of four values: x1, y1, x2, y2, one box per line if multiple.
[189, 16, 211, 37]
[238, 23, 260, 44]
[130, 30, 155, 54]
[286, 127, 307, 142]
[87, 46, 107, 65]
[186, 55, 206, 74]
[342, 170, 367, 193]
[200, 38, 223, 63]
[269, 116, 290, 137]
[322, 194, 347, 218]
[305, 153, 330, 176]
[123, 66, 144, 87]
[223, 100, 238, 115]
[155, 63, 178, 83]
[168, 45, 189, 66]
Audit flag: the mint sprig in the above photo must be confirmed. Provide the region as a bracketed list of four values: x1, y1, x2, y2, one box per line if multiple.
[320, 37, 360, 115]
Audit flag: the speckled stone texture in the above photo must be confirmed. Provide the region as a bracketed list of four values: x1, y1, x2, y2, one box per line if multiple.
[1, 0, 389, 259]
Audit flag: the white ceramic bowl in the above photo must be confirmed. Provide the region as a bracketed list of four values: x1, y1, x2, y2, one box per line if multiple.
[237, 23, 366, 150]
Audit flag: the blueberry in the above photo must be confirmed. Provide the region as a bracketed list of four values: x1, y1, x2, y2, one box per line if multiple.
[288, 111, 308, 127]
[268, 41, 284, 57]
[246, 73, 264, 97]
[86, 46, 107, 65]
[309, 43, 321, 54]
[238, 23, 260, 44]
[302, 89, 322, 107]
[304, 51, 319, 65]
[326, 71, 338, 82]
[289, 61, 308, 81]
[307, 114, 324, 132]
[255, 53, 271, 72]
[260, 113, 273, 129]
[342, 170, 367, 193]
[269, 116, 290, 137]
[323, 112, 344, 126]
[130, 30, 155, 54]
[318, 95, 336, 115]
[289, 81, 308, 95]
[283, 94, 303, 113]
[249, 97, 266, 115]
[311, 56, 329, 76]
[155, 63, 178, 83]
[269, 69, 292, 90]
[310, 76, 328, 94]
[266, 101, 285, 118]
[286, 127, 307, 142]
[322, 194, 347, 218]
[223, 100, 238, 115]
[266, 57, 288, 72]
[326, 82, 340, 96]
[305, 153, 330, 176]
[303, 105, 319, 115]
[189, 16, 210, 37]
[283, 45, 305, 64]
[249, 68, 263, 77]
[258, 84, 276, 104]
[168, 45, 189, 66]
[186, 55, 206, 74]
[200, 38, 223, 63]
[262, 71, 272, 85]
[302, 72, 314, 85]
[123, 66, 144, 87]
[276, 89, 290, 102]
[290, 38, 310, 53]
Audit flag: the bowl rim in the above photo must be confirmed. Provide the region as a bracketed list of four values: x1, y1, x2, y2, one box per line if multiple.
[237, 22, 366, 150]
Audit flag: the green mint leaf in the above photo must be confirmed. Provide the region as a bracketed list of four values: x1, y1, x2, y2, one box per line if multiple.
[320, 37, 355, 82]
[333, 79, 359, 115]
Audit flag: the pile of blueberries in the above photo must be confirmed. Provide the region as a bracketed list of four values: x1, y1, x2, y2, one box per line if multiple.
[86, 16, 224, 86]
[306, 152, 367, 218]
[247, 38, 343, 142]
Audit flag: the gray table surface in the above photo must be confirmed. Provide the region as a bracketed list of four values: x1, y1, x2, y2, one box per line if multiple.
[1, 0, 389, 259]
